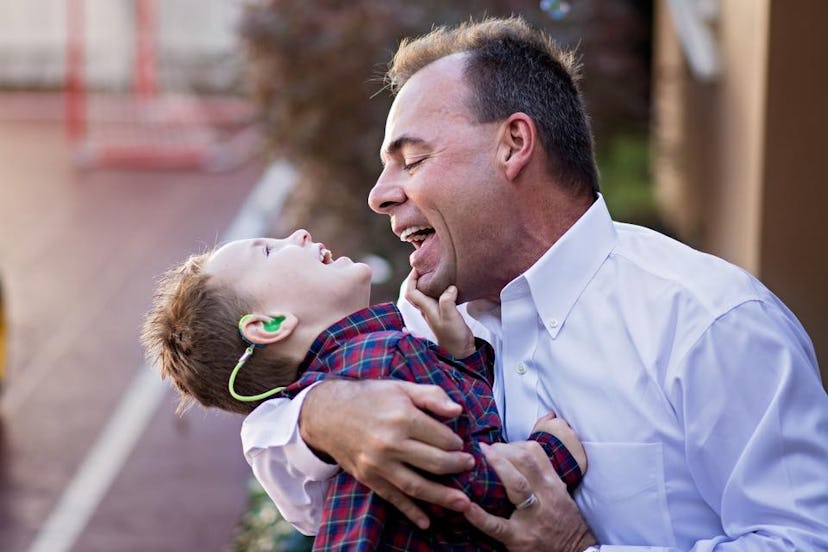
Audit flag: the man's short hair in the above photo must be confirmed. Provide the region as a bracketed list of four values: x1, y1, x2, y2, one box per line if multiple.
[387, 16, 599, 197]
[142, 251, 294, 415]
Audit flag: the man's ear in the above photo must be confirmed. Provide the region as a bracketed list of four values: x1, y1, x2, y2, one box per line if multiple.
[497, 113, 537, 182]
[239, 313, 298, 346]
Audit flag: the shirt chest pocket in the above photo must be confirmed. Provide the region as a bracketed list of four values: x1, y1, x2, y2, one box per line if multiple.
[574, 442, 675, 547]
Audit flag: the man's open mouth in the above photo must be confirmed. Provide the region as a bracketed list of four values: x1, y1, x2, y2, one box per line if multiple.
[399, 225, 435, 249]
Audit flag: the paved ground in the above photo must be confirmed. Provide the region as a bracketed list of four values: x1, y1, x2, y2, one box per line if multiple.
[0, 95, 265, 551]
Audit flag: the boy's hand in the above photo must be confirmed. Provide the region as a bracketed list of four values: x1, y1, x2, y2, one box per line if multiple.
[405, 269, 475, 358]
[532, 412, 587, 476]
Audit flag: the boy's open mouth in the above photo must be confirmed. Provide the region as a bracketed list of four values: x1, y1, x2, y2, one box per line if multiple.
[319, 245, 333, 264]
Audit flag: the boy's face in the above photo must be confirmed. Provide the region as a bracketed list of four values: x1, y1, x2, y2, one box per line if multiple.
[205, 230, 372, 322]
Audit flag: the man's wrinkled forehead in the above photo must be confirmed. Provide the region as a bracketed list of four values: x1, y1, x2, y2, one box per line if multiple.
[381, 55, 474, 156]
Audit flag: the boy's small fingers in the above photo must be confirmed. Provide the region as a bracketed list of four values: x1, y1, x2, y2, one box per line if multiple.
[438, 286, 459, 317]
[405, 287, 422, 310]
[404, 272, 417, 296]
[405, 270, 421, 295]
[405, 279, 430, 312]
[439, 286, 457, 303]
[536, 411, 557, 423]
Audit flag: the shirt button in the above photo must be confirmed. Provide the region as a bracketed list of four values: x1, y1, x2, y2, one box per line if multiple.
[516, 362, 528, 375]
[547, 318, 559, 329]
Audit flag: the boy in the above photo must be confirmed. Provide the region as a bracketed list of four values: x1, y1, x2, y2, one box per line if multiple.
[142, 229, 586, 551]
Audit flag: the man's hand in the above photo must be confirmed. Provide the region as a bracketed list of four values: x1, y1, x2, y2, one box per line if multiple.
[405, 269, 475, 358]
[299, 379, 475, 529]
[464, 440, 597, 552]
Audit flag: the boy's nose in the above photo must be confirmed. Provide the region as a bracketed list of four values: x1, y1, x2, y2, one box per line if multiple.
[290, 229, 312, 245]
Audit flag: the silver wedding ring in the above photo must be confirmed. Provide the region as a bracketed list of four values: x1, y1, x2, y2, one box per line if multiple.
[515, 492, 538, 510]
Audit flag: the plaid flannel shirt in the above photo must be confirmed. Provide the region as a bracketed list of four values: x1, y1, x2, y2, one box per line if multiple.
[279, 303, 582, 551]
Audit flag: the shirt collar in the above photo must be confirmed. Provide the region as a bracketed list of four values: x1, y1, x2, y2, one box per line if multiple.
[524, 194, 616, 338]
[466, 194, 617, 339]
[298, 302, 403, 371]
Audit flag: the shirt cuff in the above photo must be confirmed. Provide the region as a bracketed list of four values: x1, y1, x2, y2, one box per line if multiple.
[528, 430, 583, 492]
[468, 336, 495, 363]
[596, 547, 673, 551]
[241, 383, 339, 481]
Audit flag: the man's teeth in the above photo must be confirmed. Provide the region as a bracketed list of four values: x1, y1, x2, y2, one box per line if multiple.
[399, 225, 434, 243]
[320, 248, 333, 264]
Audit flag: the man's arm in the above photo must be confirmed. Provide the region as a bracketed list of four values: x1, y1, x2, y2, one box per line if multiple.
[673, 300, 828, 550]
[299, 378, 476, 529]
[243, 379, 475, 533]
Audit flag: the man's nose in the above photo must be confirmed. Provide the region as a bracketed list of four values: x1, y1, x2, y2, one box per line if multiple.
[368, 170, 407, 214]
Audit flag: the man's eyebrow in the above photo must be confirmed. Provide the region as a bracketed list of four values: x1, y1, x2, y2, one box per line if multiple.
[380, 135, 426, 165]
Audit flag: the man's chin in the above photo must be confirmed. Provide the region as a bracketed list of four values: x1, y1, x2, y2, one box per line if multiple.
[414, 269, 451, 300]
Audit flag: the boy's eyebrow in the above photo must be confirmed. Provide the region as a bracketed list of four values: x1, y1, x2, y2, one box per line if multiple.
[249, 239, 268, 256]
[380, 135, 426, 166]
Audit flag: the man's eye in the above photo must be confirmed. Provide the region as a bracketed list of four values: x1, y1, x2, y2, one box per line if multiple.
[403, 158, 426, 171]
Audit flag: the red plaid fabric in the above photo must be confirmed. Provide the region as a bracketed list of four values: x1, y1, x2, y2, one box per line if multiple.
[280, 303, 582, 551]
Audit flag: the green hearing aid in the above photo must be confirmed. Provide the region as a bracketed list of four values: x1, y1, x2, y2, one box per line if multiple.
[262, 316, 285, 333]
[228, 314, 287, 402]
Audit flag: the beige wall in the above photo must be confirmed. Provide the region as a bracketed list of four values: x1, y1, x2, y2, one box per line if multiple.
[653, 0, 828, 381]
[759, 2, 828, 376]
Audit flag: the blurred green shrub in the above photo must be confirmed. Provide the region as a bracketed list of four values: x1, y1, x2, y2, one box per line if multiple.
[598, 132, 657, 224]
[233, 478, 314, 552]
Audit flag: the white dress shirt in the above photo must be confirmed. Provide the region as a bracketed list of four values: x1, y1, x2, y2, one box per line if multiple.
[242, 196, 828, 550]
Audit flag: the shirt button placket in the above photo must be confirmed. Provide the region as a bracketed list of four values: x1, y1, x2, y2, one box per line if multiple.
[516, 362, 528, 375]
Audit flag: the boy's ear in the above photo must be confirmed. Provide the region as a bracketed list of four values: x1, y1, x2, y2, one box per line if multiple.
[496, 112, 536, 182]
[239, 313, 298, 346]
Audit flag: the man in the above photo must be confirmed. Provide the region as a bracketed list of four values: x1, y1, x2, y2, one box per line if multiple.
[241, 17, 828, 551]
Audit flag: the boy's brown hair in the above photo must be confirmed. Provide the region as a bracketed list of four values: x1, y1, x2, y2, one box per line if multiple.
[142, 251, 296, 415]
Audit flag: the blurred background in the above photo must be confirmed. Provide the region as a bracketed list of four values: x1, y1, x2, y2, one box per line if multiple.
[0, 0, 824, 550]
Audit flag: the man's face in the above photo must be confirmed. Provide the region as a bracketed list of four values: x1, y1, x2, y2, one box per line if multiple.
[369, 55, 503, 301]
[205, 230, 372, 320]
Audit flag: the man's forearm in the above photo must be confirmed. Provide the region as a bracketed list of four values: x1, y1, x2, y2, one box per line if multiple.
[298, 379, 346, 462]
